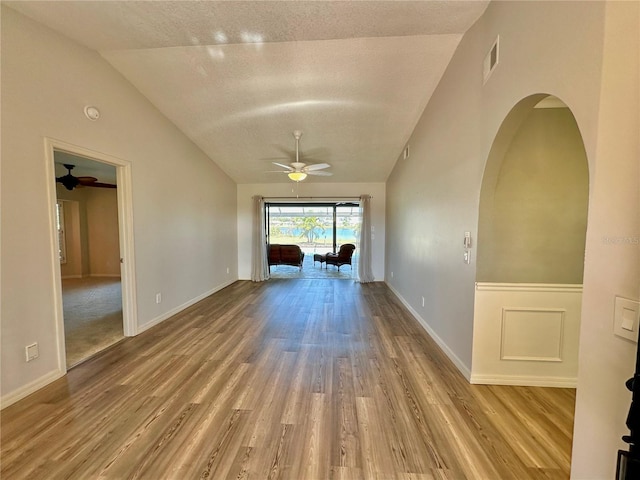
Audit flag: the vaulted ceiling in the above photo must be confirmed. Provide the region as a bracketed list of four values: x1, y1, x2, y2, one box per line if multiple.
[7, 1, 489, 184]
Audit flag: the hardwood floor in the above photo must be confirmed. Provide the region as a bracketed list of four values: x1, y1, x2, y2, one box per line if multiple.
[1, 279, 575, 479]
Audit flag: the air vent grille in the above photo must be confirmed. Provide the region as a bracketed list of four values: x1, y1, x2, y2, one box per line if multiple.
[483, 36, 500, 84]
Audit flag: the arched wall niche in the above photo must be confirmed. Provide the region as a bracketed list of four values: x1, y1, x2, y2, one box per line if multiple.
[471, 93, 589, 387]
[477, 93, 589, 284]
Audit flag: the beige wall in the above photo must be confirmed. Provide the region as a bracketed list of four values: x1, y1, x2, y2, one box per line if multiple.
[85, 188, 120, 276]
[477, 107, 589, 283]
[386, 1, 638, 478]
[1, 7, 237, 401]
[57, 186, 121, 277]
[237, 182, 385, 281]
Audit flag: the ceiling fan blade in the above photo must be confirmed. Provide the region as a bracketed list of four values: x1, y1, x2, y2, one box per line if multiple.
[303, 163, 331, 171]
[77, 176, 98, 184]
[77, 176, 116, 188]
[272, 162, 294, 171]
[306, 170, 333, 176]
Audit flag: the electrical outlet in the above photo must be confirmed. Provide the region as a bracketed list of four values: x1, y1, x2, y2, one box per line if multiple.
[226, 267, 230, 274]
[464, 250, 471, 264]
[25, 343, 39, 362]
[156, 293, 162, 304]
[421, 296, 425, 307]
[391, 271, 394, 278]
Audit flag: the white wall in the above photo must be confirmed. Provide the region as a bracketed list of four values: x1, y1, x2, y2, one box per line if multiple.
[1, 7, 238, 403]
[386, 1, 639, 478]
[237, 183, 385, 281]
[571, 2, 640, 478]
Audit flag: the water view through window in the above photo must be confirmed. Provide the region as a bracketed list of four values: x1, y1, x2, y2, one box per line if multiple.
[266, 203, 361, 256]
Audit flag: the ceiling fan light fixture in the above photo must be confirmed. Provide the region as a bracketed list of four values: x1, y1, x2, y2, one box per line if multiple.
[288, 171, 307, 182]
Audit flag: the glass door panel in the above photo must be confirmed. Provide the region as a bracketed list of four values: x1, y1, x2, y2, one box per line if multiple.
[336, 205, 360, 249]
[267, 205, 332, 255]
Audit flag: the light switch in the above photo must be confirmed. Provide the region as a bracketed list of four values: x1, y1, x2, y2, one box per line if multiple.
[614, 296, 640, 342]
[622, 308, 636, 331]
[464, 232, 472, 248]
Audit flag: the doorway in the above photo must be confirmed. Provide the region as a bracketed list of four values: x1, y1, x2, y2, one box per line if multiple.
[55, 152, 124, 366]
[45, 139, 137, 371]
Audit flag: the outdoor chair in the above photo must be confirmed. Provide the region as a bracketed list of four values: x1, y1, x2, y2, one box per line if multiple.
[325, 244, 355, 270]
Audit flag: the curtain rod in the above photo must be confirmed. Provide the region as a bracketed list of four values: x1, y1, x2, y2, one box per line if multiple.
[263, 196, 367, 200]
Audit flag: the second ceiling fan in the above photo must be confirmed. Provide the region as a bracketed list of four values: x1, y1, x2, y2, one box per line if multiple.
[56, 164, 116, 190]
[271, 130, 332, 182]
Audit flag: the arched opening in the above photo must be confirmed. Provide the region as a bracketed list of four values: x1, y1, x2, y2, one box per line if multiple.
[472, 94, 589, 387]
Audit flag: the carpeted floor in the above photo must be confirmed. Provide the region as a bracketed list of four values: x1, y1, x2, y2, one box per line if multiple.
[269, 251, 357, 279]
[62, 277, 124, 367]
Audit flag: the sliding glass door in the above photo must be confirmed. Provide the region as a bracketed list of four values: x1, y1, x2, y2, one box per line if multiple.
[265, 202, 360, 255]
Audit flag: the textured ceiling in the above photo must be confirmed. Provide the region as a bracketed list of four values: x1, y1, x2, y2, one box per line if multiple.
[8, 1, 489, 184]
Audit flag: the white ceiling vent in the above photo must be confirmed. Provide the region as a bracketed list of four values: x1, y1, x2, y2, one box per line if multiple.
[483, 36, 500, 84]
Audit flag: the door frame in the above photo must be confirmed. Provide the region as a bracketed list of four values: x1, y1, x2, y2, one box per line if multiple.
[44, 137, 138, 372]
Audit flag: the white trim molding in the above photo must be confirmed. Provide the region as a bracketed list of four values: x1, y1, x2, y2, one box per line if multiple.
[44, 137, 139, 373]
[470, 374, 577, 388]
[500, 307, 565, 362]
[476, 282, 583, 293]
[472, 282, 582, 388]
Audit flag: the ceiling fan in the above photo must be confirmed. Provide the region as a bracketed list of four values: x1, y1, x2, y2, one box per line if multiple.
[56, 164, 116, 190]
[271, 130, 332, 182]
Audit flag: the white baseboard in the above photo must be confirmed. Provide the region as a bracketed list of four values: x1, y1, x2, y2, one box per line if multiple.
[1, 368, 65, 409]
[138, 279, 236, 334]
[470, 373, 577, 388]
[385, 282, 472, 382]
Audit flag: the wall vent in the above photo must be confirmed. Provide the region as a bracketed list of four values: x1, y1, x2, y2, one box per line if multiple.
[483, 36, 500, 84]
[403, 145, 410, 160]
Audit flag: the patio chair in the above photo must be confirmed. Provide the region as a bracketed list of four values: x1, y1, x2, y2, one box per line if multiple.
[325, 244, 355, 270]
